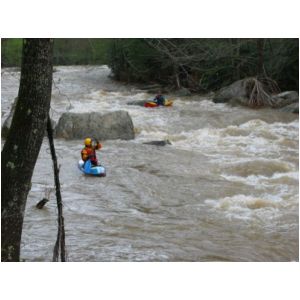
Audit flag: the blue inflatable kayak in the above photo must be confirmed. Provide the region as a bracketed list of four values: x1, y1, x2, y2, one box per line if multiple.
[78, 159, 106, 177]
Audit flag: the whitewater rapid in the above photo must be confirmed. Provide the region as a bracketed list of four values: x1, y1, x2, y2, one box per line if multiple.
[1, 66, 299, 261]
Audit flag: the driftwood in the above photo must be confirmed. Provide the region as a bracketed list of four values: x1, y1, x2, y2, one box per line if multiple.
[36, 187, 53, 209]
[36, 198, 49, 209]
[245, 77, 280, 107]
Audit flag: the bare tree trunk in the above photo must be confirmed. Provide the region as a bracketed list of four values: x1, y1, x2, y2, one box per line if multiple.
[235, 38, 241, 80]
[257, 38, 265, 77]
[175, 66, 181, 89]
[230, 38, 241, 80]
[1, 39, 53, 262]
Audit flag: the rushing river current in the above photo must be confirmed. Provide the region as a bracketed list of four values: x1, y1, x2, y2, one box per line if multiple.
[1, 66, 299, 261]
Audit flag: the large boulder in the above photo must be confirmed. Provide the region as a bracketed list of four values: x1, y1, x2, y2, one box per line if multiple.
[213, 79, 298, 112]
[176, 87, 192, 97]
[271, 91, 299, 108]
[279, 102, 299, 113]
[213, 79, 250, 103]
[228, 96, 250, 107]
[55, 111, 135, 140]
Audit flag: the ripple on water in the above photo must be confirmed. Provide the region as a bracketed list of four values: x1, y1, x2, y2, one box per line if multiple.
[2, 66, 297, 262]
[223, 159, 294, 177]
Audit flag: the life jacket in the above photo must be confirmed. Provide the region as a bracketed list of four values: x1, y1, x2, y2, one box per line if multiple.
[81, 143, 101, 165]
[154, 94, 165, 105]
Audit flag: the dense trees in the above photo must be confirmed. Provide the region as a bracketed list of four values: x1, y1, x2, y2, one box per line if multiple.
[2, 38, 298, 92]
[1, 38, 111, 67]
[1, 39, 54, 261]
[107, 38, 299, 92]
[52, 38, 111, 65]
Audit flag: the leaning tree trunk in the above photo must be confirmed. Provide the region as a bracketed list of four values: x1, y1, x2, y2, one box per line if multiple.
[1, 39, 53, 262]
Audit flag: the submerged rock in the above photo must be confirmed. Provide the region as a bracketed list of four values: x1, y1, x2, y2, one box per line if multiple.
[55, 111, 135, 140]
[143, 140, 172, 146]
[36, 198, 49, 209]
[127, 100, 147, 106]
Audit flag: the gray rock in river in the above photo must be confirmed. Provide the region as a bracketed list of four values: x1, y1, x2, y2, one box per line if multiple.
[127, 100, 147, 106]
[175, 87, 192, 97]
[213, 79, 298, 112]
[271, 91, 299, 108]
[279, 102, 299, 113]
[143, 140, 172, 146]
[55, 111, 135, 140]
[213, 79, 250, 103]
[228, 96, 250, 107]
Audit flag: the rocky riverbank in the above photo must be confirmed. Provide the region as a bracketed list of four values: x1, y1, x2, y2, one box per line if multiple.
[212, 77, 298, 113]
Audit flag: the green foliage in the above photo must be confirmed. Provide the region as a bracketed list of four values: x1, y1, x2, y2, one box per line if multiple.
[108, 39, 166, 83]
[52, 38, 111, 65]
[1, 38, 112, 67]
[1, 39, 23, 67]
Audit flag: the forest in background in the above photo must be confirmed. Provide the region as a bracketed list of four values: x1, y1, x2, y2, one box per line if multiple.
[1, 38, 298, 92]
[1, 38, 111, 67]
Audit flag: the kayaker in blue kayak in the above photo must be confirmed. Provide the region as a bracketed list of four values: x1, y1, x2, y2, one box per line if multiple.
[153, 92, 165, 106]
[81, 137, 102, 166]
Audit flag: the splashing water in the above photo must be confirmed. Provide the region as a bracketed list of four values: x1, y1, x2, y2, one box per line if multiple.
[1, 66, 298, 261]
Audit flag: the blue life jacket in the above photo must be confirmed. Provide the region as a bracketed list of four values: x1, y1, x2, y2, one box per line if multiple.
[154, 95, 165, 106]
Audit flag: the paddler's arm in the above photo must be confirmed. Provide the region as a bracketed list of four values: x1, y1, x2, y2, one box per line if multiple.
[94, 140, 102, 150]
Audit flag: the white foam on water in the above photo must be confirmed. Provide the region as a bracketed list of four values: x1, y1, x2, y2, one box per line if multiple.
[221, 170, 299, 186]
[204, 193, 286, 223]
[2, 66, 298, 261]
[176, 99, 240, 113]
[171, 119, 298, 158]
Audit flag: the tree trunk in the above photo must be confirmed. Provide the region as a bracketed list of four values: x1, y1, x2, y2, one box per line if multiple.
[230, 38, 241, 81]
[256, 38, 265, 77]
[235, 38, 240, 80]
[1, 39, 53, 262]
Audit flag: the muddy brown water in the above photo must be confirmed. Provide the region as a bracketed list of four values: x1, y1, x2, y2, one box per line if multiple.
[1, 66, 298, 261]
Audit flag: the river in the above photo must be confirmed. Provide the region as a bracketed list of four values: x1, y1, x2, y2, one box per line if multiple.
[1, 66, 299, 261]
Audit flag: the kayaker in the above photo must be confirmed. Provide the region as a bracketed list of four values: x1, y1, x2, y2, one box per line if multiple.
[153, 92, 165, 106]
[81, 137, 102, 166]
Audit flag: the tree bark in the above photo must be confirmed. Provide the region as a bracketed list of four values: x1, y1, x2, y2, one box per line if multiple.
[1, 39, 53, 262]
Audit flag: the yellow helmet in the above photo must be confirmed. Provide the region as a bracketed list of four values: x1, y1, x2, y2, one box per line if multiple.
[84, 138, 92, 146]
